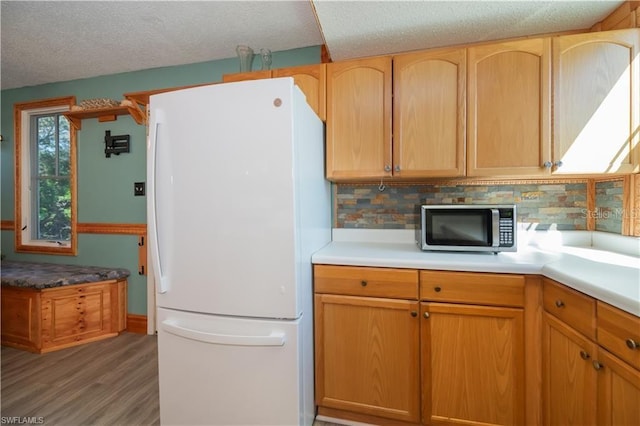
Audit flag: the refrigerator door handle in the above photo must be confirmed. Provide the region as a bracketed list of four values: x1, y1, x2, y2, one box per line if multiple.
[161, 319, 286, 347]
[148, 118, 169, 294]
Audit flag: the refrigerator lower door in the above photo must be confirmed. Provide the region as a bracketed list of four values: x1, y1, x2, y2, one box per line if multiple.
[157, 308, 312, 426]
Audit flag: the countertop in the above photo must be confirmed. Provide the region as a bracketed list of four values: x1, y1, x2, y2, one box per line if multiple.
[312, 229, 640, 316]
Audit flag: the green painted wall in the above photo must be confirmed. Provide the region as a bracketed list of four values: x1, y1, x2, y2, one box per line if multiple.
[1, 46, 322, 315]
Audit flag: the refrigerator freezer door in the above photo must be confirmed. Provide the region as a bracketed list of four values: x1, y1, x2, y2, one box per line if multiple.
[148, 79, 311, 319]
[157, 307, 310, 426]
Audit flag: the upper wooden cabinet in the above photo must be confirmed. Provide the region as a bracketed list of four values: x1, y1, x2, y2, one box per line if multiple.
[553, 29, 640, 174]
[222, 64, 327, 121]
[393, 48, 466, 177]
[273, 64, 326, 121]
[326, 57, 393, 181]
[467, 38, 551, 177]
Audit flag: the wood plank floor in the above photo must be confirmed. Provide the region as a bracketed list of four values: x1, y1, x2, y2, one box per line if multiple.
[1, 332, 160, 426]
[1, 333, 341, 426]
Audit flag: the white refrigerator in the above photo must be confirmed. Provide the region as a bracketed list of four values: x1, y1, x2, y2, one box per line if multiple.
[147, 78, 331, 426]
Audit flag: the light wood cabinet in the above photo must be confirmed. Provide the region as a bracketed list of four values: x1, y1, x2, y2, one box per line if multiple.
[596, 347, 640, 425]
[543, 278, 640, 425]
[393, 48, 466, 177]
[467, 38, 551, 177]
[553, 29, 640, 174]
[326, 57, 393, 180]
[274, 64, 326, 121]
[313, 265, 420, 424]
[543, 312, 598, 425]
[420, 271, 525, 426]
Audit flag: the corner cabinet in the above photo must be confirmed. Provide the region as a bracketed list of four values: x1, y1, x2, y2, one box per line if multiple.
[313, 265, 420, 424]
[553, 29, 640, 174]
[326, 57, 393, 181]
[467, 38, 551, 177]
[393, 48, 466, 178]
[542, 278, 640, 425]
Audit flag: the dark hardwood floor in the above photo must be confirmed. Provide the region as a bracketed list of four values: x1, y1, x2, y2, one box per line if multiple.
[1, 332, 160, 426]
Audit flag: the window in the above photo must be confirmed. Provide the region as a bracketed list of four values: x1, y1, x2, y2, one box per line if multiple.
[15, 96, 77, 255]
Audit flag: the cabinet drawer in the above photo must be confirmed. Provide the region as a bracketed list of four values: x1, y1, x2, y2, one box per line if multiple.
[597, 301, 640, 370]
[314, 265, 418, 299]
[543, 279, 596, 340]
[419, 270, 525, 307]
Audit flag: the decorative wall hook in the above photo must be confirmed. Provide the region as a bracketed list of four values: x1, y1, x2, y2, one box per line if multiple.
[104, 130, 130, 158]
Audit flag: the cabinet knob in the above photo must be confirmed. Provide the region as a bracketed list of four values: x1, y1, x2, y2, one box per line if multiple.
[626, 339, 639, 350]
[592, 361, 603, 371]
[360, 280, 367, 287]
[394, 165, 400, 172]
[423, 312, 430, 319]
[579, 350, 590, 360]
[554, 160, 564, 168]
[384, 165, 392, 172]
[410, 311, 418, 317]
[555, 300, 565, 308]
[434, 286, 441, 293]
[543, 161, 553, 169]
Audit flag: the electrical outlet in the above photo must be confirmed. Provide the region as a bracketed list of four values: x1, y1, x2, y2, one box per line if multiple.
[134, 182, 145, 196]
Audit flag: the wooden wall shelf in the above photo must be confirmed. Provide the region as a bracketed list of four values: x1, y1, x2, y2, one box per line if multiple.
[64, 103, 145, 130]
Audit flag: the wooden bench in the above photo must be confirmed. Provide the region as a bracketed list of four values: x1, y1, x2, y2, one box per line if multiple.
[1, 260, 129, 353]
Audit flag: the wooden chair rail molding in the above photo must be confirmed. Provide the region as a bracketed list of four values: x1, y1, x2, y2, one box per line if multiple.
[1, 221, 148, 275]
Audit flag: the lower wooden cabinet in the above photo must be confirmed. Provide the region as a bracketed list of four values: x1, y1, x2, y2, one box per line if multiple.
[421, 302, 525, 425]
[314, 293, 421, 423]
[542, 279, 640, 426]
[543, 312, 598, 425]
[596, 347, 640, 425]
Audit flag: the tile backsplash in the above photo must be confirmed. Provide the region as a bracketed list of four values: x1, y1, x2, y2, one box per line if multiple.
[335, 181, 605, 231]
[594, 180, 624, 233]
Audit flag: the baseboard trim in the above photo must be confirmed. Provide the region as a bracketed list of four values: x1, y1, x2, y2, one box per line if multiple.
[126, 314, 148, 334]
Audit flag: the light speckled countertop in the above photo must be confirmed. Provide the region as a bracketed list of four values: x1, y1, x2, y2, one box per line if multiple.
[312, 229, 640, 316]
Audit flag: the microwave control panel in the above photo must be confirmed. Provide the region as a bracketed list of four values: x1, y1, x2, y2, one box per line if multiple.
[498, 209, 515, 247]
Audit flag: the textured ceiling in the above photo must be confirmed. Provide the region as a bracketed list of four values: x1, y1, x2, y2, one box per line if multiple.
[0, 0, 624, 90]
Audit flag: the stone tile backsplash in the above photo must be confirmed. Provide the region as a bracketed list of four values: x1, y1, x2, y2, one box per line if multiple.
[595, 180, 624, 233]
[336, 182, 597, 231]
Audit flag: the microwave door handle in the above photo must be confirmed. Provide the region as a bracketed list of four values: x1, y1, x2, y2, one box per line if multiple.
[491, 209, 500, 247]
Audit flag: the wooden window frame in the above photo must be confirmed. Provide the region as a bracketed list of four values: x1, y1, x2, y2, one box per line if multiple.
[14, 96, 78, 255]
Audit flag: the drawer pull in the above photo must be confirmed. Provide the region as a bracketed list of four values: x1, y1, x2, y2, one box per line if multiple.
[579, 350, 590, 360]
[434, 286, 441, 293]
[626, 339, 639, 350]
[410, 311, 418, 317]
[360, 280, 367, 287]
[555, 300, 565, 308]
[592, 361, 603, 371]
[423, 312, 430, 319]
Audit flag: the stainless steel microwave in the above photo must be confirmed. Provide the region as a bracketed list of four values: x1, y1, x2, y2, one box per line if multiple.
[417, 204, 517, 253]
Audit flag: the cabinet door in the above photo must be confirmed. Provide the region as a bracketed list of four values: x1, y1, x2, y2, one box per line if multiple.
[314, 294, 420, 423]
[326, 57, 392, 180]
[393, 48, 466, 177]
[542, 312, 597, 426]
[596, 347, 640, 426]
[421, 302, 525, 425]
[274, 64, 326, 121]
[553, 29, 640, 174]
[468, 38, 551, 177]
